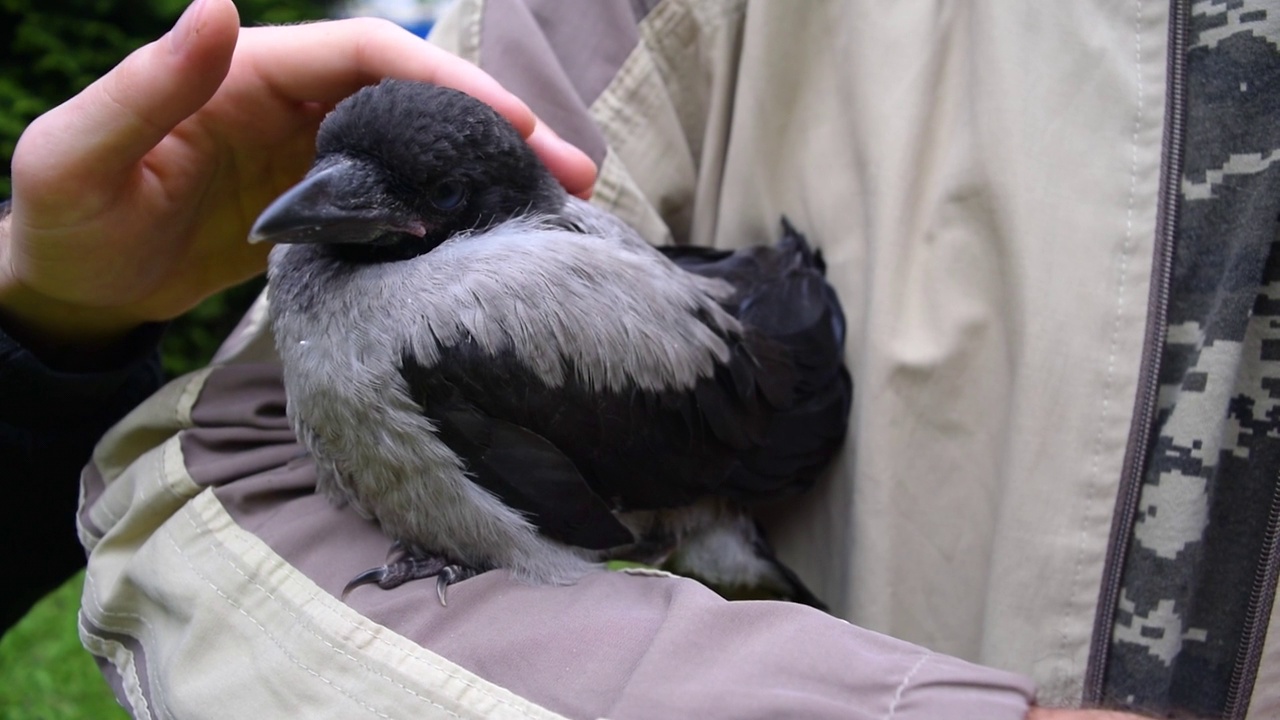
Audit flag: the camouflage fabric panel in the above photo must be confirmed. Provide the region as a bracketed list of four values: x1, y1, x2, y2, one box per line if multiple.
[1103, 1, 1280, 716]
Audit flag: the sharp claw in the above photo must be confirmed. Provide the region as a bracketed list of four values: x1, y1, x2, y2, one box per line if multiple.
[342, 566, 389, 599]
[436, 574, 450, 607]
[343, 546, 480, 606]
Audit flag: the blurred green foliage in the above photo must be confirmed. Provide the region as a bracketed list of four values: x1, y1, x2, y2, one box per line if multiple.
[1, 0, 327, 197]
[0, 571, 127, 720]
[161, 275, 267, 376]
[1, 0, 326, 375]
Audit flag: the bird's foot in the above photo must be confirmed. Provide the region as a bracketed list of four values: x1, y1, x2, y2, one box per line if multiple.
[342, 547, 481, 606]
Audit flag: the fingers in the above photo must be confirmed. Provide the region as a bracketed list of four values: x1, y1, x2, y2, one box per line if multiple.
[13, 0, 240, 194]
[242, 18, 535, 136]
[14, 4, 597, 217]
[527, 119, 597, 199]
[240, 18, 597, 195]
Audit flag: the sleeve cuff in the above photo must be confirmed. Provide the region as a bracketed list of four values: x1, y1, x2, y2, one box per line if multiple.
[0, 320, 165, 428]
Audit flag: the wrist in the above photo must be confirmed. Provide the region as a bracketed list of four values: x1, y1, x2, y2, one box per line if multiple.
[0, 213, 144, 368]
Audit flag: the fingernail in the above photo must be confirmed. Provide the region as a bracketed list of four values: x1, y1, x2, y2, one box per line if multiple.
[171, 0, 207, 54]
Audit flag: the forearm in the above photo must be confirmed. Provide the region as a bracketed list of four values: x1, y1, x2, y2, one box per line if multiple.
[0, 204, 166, 629]
[0, 320, 164, 629]
[0, 345, 165, 630]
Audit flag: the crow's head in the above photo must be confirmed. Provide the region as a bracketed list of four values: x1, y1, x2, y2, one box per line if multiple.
[250, 79, 563, 263]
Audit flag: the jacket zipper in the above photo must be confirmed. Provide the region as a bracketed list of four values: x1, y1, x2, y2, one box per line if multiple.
[1081, 0, 1189, 703]
[1222, 473, 1280, 719]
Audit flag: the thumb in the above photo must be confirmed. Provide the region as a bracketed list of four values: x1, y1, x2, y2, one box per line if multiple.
[13, 0, 240, 195]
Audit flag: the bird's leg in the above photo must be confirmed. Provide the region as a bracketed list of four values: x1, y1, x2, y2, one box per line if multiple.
[342, 545, 482, 606]
[384, 540, 408, 564]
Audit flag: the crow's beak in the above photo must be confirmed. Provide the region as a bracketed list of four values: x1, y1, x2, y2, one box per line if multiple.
[248, 161, 427, 245]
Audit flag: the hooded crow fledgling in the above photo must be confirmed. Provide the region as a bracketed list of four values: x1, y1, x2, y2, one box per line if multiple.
[251, 79, 852, 608]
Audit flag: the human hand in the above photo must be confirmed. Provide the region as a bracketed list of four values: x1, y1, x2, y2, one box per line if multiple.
[0, 0, 596, 359]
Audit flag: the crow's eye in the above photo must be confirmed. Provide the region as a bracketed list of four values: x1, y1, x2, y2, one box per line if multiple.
[429, 180, 466, 211]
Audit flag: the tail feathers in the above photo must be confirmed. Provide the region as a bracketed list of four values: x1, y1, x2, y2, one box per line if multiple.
[733, 220, 851, 496]
[732, 217, 845, 356]
[778, 215, 826, 275]
[740, 274, 842, 342]
[666, 217, 853, 498]
[656, 216, 829, 287]
[665, 217, 846, 383]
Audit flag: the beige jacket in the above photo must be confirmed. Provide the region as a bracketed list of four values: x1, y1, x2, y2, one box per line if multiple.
[437, 0, 1169, 701]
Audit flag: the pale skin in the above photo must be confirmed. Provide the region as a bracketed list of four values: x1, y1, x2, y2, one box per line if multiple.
[0, 2, 1155, 718]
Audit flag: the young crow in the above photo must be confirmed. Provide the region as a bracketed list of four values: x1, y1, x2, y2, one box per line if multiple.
[251, 79, 851, 608]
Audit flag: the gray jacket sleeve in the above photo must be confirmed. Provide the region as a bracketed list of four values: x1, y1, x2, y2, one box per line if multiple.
[79, 358, 1037, 719]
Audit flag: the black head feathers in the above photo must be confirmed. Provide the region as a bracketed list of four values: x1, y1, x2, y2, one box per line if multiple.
[251, 79, 564, 262]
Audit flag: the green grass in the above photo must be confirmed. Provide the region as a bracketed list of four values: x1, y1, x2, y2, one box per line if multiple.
[0, 571, 128, 720]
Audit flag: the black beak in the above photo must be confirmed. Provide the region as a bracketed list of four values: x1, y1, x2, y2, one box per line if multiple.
[248, 161, 427, 245]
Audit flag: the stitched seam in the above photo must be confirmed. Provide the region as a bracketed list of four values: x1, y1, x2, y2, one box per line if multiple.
[78, 614, 154, 720]
[84, 498, 493, 719]
[81, 571, 175, 717]
[174, 366, 213, 426]
[179, 499, 539, 718]
[90, 369, 209, 531]
[161, 439, 194, 503]
[196, 509, 540, 716]
[78, 445, 198, 712]
[882, 651, 933, 720]
[84, 433, 393, 719]
[1060, 0, 1145, 674]
[466, 0, 483, 65]
[77, 484, 101, 552]
[160, 524, 428, 719]
[84, 449, 543, 714]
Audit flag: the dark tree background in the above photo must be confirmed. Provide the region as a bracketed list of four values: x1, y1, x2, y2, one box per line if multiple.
[1, 0, 328, 375]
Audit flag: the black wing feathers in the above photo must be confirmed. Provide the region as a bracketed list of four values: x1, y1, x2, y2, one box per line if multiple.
[399, 354, 635, 549]
[399, 216, 850, 548]
[694, 340, 776, 451]
[417, 340, 744, 509]
[661, 217, 852, 499]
